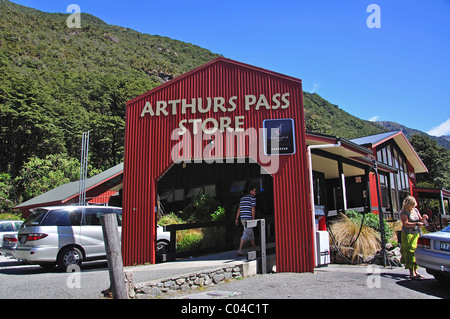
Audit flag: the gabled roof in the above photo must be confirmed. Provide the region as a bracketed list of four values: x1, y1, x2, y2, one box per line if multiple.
[14, 163, 123, 210]
[126, 57, 301, 106]
[350, 131, 400, 147]
[350, 131, 428, 174]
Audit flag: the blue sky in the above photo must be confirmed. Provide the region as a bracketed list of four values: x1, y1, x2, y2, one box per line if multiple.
[10, 0, 450, 136]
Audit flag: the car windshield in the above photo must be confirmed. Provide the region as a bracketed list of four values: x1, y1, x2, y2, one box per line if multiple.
[23, 209, 49, 226]
[0, 222, 13, 232]
[441, 225, 450, 233]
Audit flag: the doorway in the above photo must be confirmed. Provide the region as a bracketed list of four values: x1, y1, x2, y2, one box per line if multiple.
[157, 160, 275, 256]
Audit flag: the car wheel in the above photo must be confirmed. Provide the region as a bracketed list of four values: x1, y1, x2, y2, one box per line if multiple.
[57, 246, 83, 271]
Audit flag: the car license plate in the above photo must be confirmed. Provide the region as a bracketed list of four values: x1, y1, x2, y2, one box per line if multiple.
[440, 241, 450, 252]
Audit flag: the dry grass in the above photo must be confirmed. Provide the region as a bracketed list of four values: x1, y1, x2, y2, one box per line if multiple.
[329, 213, 381, 261]
[389, 220, 403, 243]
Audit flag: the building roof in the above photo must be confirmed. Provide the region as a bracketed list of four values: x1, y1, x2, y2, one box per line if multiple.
[305, 132, 397, 179]
[14, 162, 123, 210]
[127, 57, 302, 106]
[350, 131, 428, 174]
[350, 131, 400, 147]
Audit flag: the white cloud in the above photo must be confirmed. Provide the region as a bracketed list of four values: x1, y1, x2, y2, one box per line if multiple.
[427, 118, 450, 137]
[369, 115, 379, 122]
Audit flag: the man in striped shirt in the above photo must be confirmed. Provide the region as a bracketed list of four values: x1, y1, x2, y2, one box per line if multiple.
[235, 186, 257, 256]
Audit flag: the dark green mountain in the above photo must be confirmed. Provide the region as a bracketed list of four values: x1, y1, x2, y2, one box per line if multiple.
[0, 0, 220, 177]
[0, 0, 387, 178]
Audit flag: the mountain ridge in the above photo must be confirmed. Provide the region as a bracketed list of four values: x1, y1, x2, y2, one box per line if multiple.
[375, 121, 450, 150]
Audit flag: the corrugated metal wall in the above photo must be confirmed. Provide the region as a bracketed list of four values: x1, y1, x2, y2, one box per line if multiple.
[123, 58, 313, 272]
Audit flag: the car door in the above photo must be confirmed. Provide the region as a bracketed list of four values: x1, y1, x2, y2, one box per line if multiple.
[80, 207, 120, 258]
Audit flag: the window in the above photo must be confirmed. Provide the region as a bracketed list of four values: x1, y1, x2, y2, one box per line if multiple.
[376, 140, 411, 215]
[204, 184, 216, 197]
[0, 222, 13, 232]
[186, 187, 202, 199]
[174, 189, 185, 201]
[230, 180, 247, 193]
[160, 190, 174, 202]
[41, 208, 82, 226]
[24, 209, 49, 226]
[379, 173, 390, 208]
[83, 208, 114, 226]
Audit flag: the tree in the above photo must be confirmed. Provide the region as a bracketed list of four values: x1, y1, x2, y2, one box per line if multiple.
[410, 134, 450, 189]
[13, 154, 100, 202]
[0, 173, 14, 214]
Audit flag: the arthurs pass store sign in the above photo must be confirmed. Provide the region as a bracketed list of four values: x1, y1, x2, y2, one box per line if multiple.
[139, 92, 297, 174]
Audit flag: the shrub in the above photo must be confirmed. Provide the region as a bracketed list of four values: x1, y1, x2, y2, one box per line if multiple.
[0, 213, 23, 220]
[211, 206, 226, 221]
[177, 229, 203, 252]
[158, 212, 203, 252]
[158, 212, 183, 225]
[182, 194, 219, 222]
[346, 209, 393, 243]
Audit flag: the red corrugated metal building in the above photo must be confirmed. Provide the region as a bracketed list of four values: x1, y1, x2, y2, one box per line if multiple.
[123, 57, 314, 272]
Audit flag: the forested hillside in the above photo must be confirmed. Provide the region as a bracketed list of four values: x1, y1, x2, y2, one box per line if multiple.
[1, 1, 446, 213]
[0, 1, 219, 177]
[303, 92, 385, 138]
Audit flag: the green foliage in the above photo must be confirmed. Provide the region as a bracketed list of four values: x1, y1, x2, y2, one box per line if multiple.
[303, 92, 387, 139]
[0, 1, 219, 207]
[14, 154, 100, 202]
[182, 194, 220, 222]
[409, 134, 450, 189]
[211, 206, 226, 221]
[0, 173, 14, 214]
[157, 212, 204, 252]
[158, 212, 184, 225]
[346, 209, 393, 244]
[303, 92, 386, 139]
[0, 212, 23, 221]
[0, 1, 219, 177]
[177, 231, 204, 252]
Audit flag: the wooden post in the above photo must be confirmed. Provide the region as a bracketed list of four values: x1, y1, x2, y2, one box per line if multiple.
[101, 213, 128, 299]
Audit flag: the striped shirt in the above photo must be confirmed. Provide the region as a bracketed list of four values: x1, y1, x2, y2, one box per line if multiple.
[239, 194, 256, 220]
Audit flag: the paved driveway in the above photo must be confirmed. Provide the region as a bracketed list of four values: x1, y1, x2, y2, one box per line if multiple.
[1, 254, 449, 299]
[175, 265, 450, 299]
[0, 255, 110, 299]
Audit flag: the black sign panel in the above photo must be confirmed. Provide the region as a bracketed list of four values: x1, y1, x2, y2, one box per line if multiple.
[263, 118, 296, 155]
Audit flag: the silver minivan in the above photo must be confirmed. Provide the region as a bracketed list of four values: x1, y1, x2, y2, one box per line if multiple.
[15, 206, 122, 270]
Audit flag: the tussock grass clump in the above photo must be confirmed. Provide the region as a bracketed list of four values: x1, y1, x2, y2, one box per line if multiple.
[329, 213, 381, 261]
